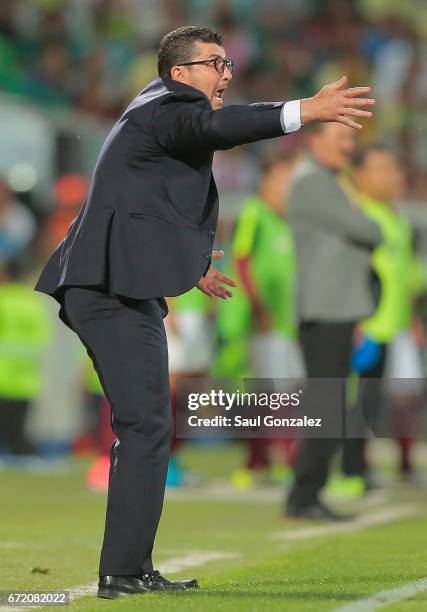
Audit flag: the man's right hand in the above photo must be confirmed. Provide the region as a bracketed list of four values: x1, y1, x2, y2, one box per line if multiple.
[300, 75, 375, 130]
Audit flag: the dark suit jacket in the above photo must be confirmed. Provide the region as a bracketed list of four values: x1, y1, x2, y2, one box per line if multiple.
[35, 76, 286, 308]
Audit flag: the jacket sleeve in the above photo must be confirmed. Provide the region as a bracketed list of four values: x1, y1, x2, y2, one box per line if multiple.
[289, 172, 382, 249]
[150, 90, 285, 154]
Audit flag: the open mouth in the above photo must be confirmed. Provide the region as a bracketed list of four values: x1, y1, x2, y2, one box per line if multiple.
[214, 88, 226, 102]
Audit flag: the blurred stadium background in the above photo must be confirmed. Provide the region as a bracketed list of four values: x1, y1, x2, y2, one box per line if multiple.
[2, 0, 427, 609]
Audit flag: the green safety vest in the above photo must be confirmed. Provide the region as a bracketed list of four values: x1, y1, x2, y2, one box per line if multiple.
[214, 196, 296, 377]
[0, 283, 51, 400]
[360, 194, 426, 342]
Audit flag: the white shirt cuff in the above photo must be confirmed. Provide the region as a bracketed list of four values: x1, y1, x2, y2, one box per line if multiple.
[280, 100, 302, 134]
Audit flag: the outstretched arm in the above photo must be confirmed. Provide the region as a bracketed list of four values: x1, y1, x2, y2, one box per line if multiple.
[151, 75, 374, 155]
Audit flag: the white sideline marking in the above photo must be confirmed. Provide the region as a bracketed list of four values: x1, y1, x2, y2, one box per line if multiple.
[2, 550, 241, 610]
[273, 505, 420, 541]
[158, 551, 240, 574]
[68, 583, 98, 601]
[335, 577, 427, 611]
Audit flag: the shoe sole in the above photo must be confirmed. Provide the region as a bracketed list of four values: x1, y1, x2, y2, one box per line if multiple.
[97, 582, 199, 597]
[97, 589, 147, 599]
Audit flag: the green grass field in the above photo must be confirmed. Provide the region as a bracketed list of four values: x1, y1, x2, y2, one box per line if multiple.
[1, 441, 427, 611]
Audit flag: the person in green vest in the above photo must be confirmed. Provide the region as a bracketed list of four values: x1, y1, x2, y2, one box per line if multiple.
[330, 145, 427, 497]
[0, 261, 51, 459]
[215, 152, 302, 488]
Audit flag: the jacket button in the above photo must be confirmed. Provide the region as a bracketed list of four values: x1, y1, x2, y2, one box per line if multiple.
[204, 251, 211, 259]
[208, 230, 215, 237]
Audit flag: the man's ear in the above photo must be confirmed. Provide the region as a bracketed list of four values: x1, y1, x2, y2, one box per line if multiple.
[170, 66, 187, 83]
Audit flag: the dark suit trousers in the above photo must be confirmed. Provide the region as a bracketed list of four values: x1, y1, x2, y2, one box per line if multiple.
[287, 321, 355, 510]
[61, 286, 172, 577]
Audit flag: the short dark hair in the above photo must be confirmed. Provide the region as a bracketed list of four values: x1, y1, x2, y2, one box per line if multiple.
[157, 26, 223, 78]
[352, 144, 393, 168]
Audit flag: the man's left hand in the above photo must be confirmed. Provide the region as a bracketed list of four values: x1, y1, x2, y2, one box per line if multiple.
[197, 250, 236, 299]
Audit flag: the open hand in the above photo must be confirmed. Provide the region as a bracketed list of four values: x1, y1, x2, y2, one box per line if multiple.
[301, 75, 375, 130]
[196, 250, 236, 299]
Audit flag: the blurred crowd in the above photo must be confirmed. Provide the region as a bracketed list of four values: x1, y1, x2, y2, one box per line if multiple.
[2, 1, 427, 512]
[1, 0, 427, 196]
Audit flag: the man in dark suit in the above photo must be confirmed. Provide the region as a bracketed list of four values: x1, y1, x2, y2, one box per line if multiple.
[35, 25, 375, 598]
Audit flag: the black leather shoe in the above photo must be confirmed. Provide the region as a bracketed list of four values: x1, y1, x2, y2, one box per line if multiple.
[286, 500, 355, 522]
[97, 575, 149, 599]
[142, 569, 199, 591]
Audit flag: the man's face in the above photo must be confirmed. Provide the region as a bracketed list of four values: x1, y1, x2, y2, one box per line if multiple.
[171, 42, 233, 110]
[355, 150, 405, 204]
[309, 123, 355, 171]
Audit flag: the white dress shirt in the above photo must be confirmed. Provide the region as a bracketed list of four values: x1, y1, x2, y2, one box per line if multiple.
[280, 99, 302, 133]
